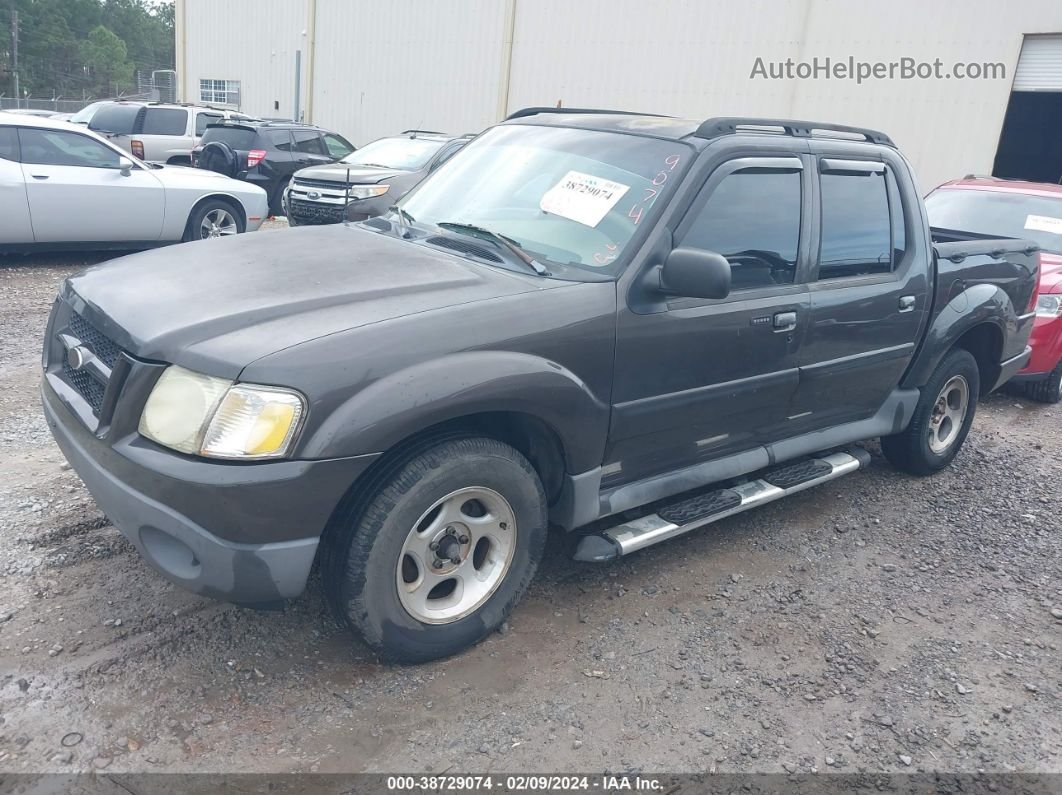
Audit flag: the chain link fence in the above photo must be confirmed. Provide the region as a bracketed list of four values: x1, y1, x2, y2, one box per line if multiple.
[1, 69, 177, 114]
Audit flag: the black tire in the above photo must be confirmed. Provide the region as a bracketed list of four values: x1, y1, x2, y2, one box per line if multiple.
[881, 348, 980, 476]
[269, 178, 290, 218]
[322, 437, 548, 664]
[1025, 361, 1062, 404]
[182, 199, 244, 242]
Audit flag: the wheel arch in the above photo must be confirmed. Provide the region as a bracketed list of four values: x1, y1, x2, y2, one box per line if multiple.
[901, 282, 1011, 393]
[183, 193, 247, 238]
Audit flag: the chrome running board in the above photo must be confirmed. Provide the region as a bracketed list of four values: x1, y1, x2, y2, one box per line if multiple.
[573, 449, 870, 562]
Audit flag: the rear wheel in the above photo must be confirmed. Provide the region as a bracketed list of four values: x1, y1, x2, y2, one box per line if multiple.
[1025, 361, 1062, 404]
[183, 200, 244, 242]
[322, 437, 548, 663]
[881, 348, 980, 475]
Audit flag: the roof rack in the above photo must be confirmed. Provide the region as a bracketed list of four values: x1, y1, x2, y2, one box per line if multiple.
[505, 107, 666, 121]
[695, 117, 895, 147]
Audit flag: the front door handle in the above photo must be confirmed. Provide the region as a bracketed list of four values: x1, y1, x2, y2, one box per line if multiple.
[30, 174, 49, 180]
[899, 295, 916, 312]
[773, 311, 798, 331]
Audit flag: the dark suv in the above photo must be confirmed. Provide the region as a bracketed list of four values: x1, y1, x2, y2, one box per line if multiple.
[192, 120, 355, 215]
[284, 131, 472, 225]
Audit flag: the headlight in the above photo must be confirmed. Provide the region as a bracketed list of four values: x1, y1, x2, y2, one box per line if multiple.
[347, 185, 389, 200]
[1036, 294, 1062, 318]
[139, 366, 305, 459]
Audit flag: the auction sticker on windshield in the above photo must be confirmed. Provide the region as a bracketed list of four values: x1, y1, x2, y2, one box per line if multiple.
[540, 171, 630, 227]
[1025, 214, 1062, 235]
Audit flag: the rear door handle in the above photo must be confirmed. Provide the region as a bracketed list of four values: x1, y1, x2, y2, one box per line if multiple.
[773, 311, 797, 331]
[30, 174, 49, 180]
[899, 295, 916, 312]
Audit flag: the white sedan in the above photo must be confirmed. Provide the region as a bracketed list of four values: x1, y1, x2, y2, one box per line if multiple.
[0, 113, 268, 250]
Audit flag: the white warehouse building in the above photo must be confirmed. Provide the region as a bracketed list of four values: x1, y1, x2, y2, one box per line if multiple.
[174, 0, 1062, 190]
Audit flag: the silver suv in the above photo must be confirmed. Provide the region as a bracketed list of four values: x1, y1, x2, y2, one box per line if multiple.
[81, 101, 255, 165]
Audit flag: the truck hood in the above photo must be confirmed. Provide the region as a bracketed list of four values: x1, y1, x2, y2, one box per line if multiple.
[1039, 252, 1062, 293]
[293, 162, 405, 184]
[63, 225, 552, 377]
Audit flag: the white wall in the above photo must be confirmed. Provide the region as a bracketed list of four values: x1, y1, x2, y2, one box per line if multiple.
[178, 0, 308, 120]
[177, 0, 1062, 189]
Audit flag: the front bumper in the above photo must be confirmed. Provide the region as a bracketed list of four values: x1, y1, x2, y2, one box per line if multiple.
[283, 185, 392, 225]
[43, 379, 377, 605]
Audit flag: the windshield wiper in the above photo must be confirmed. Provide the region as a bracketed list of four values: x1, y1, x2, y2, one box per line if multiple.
[389, 205, 414, 238]
[437, 222, 549, 276]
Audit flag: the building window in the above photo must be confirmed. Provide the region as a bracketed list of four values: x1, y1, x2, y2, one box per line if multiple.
[199, 79, 241, 106]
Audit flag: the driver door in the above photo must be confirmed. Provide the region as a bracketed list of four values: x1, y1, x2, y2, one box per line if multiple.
[17, 126, 164, 243]
[607, 154, 812, 487]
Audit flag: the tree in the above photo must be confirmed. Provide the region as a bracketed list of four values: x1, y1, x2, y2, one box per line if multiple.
[79, 24, 134, 96]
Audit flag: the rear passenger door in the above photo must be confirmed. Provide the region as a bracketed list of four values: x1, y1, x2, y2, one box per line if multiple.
[786, 149, 929, 432]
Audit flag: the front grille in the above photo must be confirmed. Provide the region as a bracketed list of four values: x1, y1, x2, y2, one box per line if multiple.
[425, 236, 503, 263]
[68, 311, 121, 368]
[58, 311, 126, 417]
[63, 363, 106, 414]
[293, 177, 351, 191]
[289, 198, 345, 224]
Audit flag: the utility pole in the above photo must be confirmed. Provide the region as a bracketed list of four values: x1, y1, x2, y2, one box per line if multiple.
[10, 9, 19, 108]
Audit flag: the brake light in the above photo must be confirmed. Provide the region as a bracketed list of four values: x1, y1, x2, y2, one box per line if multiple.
[130, 140, 144, 159]
[247, 149, 267, 169]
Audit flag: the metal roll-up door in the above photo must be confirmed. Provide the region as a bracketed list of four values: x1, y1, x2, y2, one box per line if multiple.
[1013, 34, 1062, 91]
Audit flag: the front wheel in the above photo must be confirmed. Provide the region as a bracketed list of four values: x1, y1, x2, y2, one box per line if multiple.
[323, 437, 548, 663]
[881, 348, 980, 476]
[183, 200, 243, 242]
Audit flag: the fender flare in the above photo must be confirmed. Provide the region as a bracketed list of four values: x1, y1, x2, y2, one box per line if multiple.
[902, 283, 1009, 389]
[300, 351, 610, 473]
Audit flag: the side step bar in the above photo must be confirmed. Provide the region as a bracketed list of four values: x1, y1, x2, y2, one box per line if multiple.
[573, 449, 871, 562]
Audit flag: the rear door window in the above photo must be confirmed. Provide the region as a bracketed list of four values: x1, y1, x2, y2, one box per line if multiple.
[265, 130, 293, 151]
[141, 108, 188, 136]
[291, 130, 327, 156]
[87, 104, 141, 135]
[818, 168, 893, 279]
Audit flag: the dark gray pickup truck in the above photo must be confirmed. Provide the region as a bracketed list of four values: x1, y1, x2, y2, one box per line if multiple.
[43, 109, 1039, 662]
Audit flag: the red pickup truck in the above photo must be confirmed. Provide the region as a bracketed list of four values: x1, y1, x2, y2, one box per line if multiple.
[926, 177, 1062, 403]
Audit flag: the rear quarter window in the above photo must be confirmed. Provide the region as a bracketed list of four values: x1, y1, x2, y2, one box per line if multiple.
[88, 104, 141, 135]
[0, 126, 18, 161]
[200, 126, 257, 149]
[141, 108, 189, 136]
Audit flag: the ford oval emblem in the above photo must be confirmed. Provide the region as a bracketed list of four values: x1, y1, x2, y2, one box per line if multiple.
[67, 346, 92, 371]
[307, 190, 321, 200]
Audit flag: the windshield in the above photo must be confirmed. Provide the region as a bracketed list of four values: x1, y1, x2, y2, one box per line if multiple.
[342, 137, 445, 170]
[926, 187, 1062, 254]
[400, 124, 693, 275]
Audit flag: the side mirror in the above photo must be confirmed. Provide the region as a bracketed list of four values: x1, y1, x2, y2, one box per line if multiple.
[660, 247, 731, 300]
[118, 156, 134, 177]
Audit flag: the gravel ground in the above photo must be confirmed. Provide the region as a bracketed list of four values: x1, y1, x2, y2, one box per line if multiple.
[1, 224, 1060, 777]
